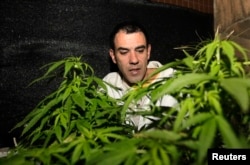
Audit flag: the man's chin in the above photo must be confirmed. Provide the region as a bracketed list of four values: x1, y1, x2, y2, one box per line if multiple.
[127, 77, 143, 85]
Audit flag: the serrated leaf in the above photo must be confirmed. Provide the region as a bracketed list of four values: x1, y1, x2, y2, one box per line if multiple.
[87, 140, 137, 165]
[137, 129, 182, 142]
[221, 40, 235, 67]
[62, 86, 72, 101]
[53, 153, 71, 165]
[178, 140, 199, 150]
[198, 117, 216, 163]
[229, 41, 248, 61]
[182, 54, 195, 70]
[151, 147, 163, 165]
[215, 115, 242, 147]
[220, 78, 250, 112]
[205, 41, 217, 69]
[21, 108, 48, 136]
[152, 73, 214, 102]
[72, 93, 86, 110]
[55, 125, 62, 142]
[182, 112, 212, 129]
[173, 98, 190, 132]
[71, 142, 84, 164]
[43, 60, 65, 77]
[60, 112, 69, 130]
[64, 61, 74, 77]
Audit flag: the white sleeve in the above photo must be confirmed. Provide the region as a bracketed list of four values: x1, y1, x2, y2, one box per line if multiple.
[102, 72, 125, 99]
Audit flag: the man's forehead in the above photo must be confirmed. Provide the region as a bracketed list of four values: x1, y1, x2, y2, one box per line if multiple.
[117, 45, 146, 50]
[114, 31, 146, 45]
[115, 30, 145, 39]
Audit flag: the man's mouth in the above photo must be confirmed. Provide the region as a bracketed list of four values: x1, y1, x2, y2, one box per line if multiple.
[129, 68, 140, 75]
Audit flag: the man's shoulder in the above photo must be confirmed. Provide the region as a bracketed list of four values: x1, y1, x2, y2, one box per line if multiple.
[148, 61, 175, 77]
[160, 67, 175, 77]
[148, 61, 175, 76]
[147, 61, 162, 68]
[103, 72, 122, 84]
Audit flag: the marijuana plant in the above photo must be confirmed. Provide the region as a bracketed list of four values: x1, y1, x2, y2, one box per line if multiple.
[1, 32, 250, 165]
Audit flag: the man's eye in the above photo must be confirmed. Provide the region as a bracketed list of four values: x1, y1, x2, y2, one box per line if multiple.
[137, 49, 144, 53]
[120, 51, 128, 55]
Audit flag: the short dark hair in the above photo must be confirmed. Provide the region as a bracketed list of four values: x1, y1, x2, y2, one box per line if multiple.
[109, 20, 150, 50]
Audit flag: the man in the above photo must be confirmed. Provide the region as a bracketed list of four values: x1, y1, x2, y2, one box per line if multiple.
[103, 21, 178, 130]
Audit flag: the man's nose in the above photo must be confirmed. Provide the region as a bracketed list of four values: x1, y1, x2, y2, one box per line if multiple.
[129, 51, 139, 64]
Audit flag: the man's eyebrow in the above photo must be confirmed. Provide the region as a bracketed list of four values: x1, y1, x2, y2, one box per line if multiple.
[116, 45, 146, 51]
[117, 47, 129, 51]
[135, 45, 146, 50]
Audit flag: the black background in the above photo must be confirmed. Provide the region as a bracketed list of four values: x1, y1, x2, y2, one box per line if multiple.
[0, 0, 213, 147]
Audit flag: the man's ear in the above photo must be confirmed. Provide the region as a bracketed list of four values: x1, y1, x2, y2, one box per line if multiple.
[109, 49, 117, 64]
[147, 44, 151, 60]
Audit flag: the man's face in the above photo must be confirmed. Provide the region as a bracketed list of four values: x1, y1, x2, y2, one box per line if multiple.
[109, 30, 151, 86]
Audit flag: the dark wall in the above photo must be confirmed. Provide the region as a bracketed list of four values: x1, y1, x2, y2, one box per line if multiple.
[0, 0, 213, 147]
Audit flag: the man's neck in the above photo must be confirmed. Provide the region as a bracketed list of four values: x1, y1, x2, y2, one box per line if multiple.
[142, 68, 158, 86]
[125, 68, 159, 87]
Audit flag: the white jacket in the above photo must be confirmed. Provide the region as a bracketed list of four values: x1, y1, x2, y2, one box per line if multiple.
[103, 61, 178, 130]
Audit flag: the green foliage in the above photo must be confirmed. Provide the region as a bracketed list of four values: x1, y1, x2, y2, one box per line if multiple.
[1, 33, 250, 165]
